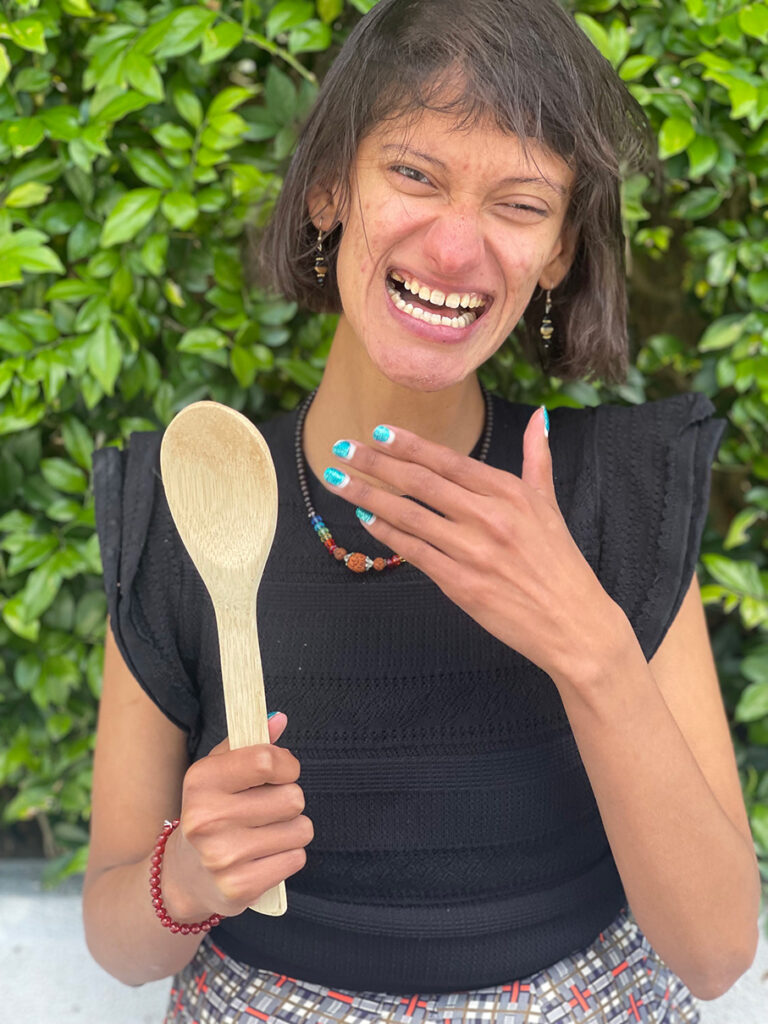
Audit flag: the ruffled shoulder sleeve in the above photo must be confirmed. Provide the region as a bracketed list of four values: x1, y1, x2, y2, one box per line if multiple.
[92, 432, 200, 742]
[593, 392, 726, 660]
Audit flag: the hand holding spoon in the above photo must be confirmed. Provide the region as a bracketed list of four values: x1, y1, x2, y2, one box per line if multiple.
[160, 400, 285, 916]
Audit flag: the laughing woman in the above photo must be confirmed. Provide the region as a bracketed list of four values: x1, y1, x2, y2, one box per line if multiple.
[85, 1, 760, 1021]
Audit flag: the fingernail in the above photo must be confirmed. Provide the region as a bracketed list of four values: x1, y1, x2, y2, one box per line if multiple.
[356, 507, 376, 525]
[541, 405, 550, 437]
[332, 440, 356, 459]
[324, 467, 350, 487]
[268, 711, 279, 719]
[373, 425, 394, 444]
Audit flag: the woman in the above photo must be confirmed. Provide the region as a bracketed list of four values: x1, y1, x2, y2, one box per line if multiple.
[85, 0, 761, 1021]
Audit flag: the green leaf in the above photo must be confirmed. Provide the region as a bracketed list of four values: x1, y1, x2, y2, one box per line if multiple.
[14, 68, 52, 93]
[7, 117, 45, 157]
[172, 88, 203, 129]
[74, 591, 106, 637]
[208, 87, 256, 119]
[317, 0, 343, 23]
[672, 187, 722, 220]
[178, 327, 228, 360]
[4, 182, 51, 208]
[153, 7, 216, 59]
[278, 357, 322, 390]
[22, 560, 63, 621]
[126, 148, 175, 189]
[90, 89, 151, 124]
[266, 1, 314, 38]
[747, 270, 768, 308]
[658, 117, 697, 160]
[7, 18, 47, 55]
[40, 458, 88, 494]
[619, 55, 655, 82]
[140, 233, 168, 276]
[750, 805, 768, 853]
[152, 122, 194, 150]
[702, 554, 764, 598]
[0, 43, 10, 88]
[87, 322, 123, 395]
[738, 3, 768, 41]
[735, 682, 768, 722]
[100, 188, 161, 247]
[60, 415, 94, 471]
[5, 535, 57, 575]
[699, 315, 748, 352]
[200, 22, 243, 65]
[62, 0, 96, 15]
[706, 248, 736, 287]
[687, 136, 719, 179]
[161, 191, 198, 229]
[2, 593, 39, 641]
[124, 53, 164, 101]
[288, 20, 332, 54]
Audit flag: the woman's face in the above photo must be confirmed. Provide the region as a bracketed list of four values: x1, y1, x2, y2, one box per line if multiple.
[318, 109, 575, 391]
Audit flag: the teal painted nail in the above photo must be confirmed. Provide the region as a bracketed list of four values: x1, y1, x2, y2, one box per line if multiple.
[268, 711, 279, 719]
[332, 440, 355, 459]
[324, 466, 349, 487]
[373, 425, 394, 443]
[541, 405, 550, 437]
[356, 507, 376, 525]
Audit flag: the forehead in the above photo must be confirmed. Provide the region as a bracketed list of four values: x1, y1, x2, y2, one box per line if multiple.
[359, 108, 573, 193]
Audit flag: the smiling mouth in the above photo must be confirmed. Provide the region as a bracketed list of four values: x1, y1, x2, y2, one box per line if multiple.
[385, 270, 490, 329]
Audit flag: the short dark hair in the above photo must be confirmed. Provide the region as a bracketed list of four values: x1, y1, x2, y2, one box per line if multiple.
[254, 0, 654, 384]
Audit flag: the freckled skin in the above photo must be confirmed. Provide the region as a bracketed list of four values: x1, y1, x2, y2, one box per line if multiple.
[316, 110, 575, 392]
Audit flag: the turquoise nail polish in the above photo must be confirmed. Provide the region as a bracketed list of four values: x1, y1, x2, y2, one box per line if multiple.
[268, 711, 279, 719]
[324, 466, 349, 487]
[541, 405, 550, 437]
[356, 507, 376, 525]
[373, 425, 394, 444]
[332, 440, 355, 459]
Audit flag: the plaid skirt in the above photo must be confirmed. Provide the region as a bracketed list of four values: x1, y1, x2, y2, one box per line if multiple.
[165, 908, 700, 1023]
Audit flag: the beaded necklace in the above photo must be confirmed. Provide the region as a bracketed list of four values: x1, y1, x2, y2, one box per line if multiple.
[294, 386, 494, 573]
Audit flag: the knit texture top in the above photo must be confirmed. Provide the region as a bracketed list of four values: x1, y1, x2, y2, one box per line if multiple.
[92, 391, 725, 993]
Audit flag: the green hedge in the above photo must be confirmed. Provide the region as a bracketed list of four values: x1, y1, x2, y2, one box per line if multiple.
[0, 0, 767, 892]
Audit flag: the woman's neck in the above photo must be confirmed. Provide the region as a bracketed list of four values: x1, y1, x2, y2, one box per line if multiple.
[302, 317, 486, 485]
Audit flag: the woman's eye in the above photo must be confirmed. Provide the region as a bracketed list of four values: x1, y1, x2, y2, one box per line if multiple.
[392, 165, 431, 185]
[503, 202, 547, 217]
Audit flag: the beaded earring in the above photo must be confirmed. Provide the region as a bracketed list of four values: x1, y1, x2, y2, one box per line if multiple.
[314, 228, 328, 288]
[540, 289, 554, 356]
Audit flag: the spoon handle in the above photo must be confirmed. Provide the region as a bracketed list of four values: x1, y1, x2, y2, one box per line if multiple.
[217, 605, 287, 917]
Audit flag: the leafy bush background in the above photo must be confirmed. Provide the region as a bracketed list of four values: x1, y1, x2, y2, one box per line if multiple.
[0, 0, 767, 895]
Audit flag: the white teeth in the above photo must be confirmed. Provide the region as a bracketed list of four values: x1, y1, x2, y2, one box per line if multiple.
[386, 275, 479, 329]
[390, 273, 485, 309]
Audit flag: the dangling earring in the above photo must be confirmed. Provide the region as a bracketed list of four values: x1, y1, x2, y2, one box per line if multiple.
[540, 288, 554, 357]
[314, 228, 328, 288]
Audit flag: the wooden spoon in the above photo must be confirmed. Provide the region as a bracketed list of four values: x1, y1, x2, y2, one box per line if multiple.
[160, 400, 285, 917]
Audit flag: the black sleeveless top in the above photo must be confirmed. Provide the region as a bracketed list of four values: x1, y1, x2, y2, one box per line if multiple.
[92, 392, 724, 992]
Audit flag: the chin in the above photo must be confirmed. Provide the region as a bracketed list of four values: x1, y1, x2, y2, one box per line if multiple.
[369, 346, 474, 393]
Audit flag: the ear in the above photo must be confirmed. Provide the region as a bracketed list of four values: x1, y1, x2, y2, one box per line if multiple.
[539, 222, 577, 291]
[307, 184, 340, 232]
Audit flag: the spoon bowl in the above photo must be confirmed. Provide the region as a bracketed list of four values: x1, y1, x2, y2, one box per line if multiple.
[160, 400, 285, 916]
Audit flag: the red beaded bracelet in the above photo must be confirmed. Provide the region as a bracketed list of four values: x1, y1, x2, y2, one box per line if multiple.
[150, 818, 225, 935]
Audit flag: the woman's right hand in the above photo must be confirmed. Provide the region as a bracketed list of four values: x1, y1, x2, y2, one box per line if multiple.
[160, 712, 313, 921]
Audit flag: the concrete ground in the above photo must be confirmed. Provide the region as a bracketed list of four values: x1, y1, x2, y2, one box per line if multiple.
[1, 859, 765, 1023]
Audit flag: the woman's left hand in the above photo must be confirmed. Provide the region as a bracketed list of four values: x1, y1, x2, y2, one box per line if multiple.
[322, 406, 628, 683]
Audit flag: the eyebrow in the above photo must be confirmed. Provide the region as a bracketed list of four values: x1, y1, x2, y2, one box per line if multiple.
[381, 144, 569, 197]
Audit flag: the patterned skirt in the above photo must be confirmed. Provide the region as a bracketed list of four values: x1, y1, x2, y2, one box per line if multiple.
[165, 908, 700, 1023]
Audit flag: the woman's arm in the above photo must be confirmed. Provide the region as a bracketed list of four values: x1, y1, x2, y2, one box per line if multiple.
[549, 572, 760, 1000]
[320, 407, 761, 1000]
[82, 620, 313, 986]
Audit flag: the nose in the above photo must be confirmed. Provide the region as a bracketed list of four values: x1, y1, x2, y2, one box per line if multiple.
[421, 206, 486, 279]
